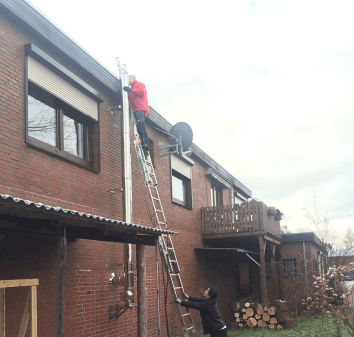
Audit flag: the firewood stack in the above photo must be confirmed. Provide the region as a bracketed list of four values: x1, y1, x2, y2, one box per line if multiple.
[233, 301, 292, 330]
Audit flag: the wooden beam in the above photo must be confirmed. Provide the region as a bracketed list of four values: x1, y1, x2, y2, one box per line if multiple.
[0, 289, 4, 337]
[202, 230, 267, 240]
[31, 285, 37, 337]
[264, 234, 281, 245]
[258, 236, 267, 305]
[0, 279, 39, 289]
[137, 244, 147, 337]
[18, 292, 30, 337]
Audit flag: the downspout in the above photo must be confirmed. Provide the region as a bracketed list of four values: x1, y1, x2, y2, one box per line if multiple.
[302, 241, 308, 298]
[116, 58, 134, 307]
[156, 244, 161, 337]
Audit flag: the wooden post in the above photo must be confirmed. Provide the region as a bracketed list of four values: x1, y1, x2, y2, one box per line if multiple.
[56, 236, 67, 337]
[259, 236, 268, 304]
[0, 289, 4, 337]
[270, 243, 278, 299]
[137, 244, 147, 337]
[31, 285, 37, 336]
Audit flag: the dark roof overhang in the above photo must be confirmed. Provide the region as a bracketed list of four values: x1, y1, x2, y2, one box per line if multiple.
[0, 193, 177, 246]
[281, 232, 323, 248]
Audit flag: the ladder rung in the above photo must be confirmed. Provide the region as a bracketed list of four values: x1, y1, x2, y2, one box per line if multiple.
[182, 313, 191, 317]
[170, 260, 177, 262]
[186, 327, 194, 330]
[156, 210, 163, 213]
[174, 287, 182, 289]
[152, 197, 160, 201]
[167, 247, 174, 250]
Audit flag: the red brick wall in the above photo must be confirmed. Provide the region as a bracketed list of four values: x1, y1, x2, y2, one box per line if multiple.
[281, 242, 321, 312]
[0, 234, 59, 336]
[0, 13, 238, 336]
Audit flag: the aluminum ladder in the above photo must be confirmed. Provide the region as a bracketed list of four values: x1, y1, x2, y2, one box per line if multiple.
[131, 115, 197, 337]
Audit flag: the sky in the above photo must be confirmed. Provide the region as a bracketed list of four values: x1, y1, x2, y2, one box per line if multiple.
[27, 0, 354, 238]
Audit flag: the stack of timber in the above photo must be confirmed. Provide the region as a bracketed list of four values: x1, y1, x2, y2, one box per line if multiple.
[274, 300, 296, 329]
[232, 301, 296, 330]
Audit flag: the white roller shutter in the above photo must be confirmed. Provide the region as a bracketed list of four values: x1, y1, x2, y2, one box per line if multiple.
[28, 56, 98, 121]
[171, 155, 191, 179]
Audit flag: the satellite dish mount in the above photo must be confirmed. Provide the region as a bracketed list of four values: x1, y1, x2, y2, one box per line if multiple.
[159, 122, 193, 159]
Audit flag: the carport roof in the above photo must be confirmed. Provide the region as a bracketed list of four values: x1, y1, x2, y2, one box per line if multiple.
[0, 193, 177, 246]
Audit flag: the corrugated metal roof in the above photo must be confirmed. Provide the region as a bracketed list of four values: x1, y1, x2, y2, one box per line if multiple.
[0, 193, 178, 236]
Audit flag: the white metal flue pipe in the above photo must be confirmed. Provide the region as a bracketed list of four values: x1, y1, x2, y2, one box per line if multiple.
[116, 58, 134, 307]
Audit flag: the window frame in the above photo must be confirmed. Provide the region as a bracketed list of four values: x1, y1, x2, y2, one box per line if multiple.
[171, 169, 192, 209]
[211, 183, 223, 207]
[282, 259, 297, 278]
[24, 45, 102, 172]
[238, 262, 252, 296]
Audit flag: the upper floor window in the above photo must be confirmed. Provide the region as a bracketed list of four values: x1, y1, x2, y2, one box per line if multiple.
[25, 44, 103, 170]
[171, 155, 192, 209]
[211, 184, 223, 207]
[28, 82, 92, 162]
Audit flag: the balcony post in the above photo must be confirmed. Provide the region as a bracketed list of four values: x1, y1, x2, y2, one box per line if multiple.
[259, 235, 267, 304]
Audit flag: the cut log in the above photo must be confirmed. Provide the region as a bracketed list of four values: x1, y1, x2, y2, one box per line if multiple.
[242, 308, 246, 313]
[262, 313, 270, 322]
[264, 306, 268, 312]
[239, 323, 243, 328]
[249, 317, 257, 327]
[243, 314, 248, 320]
[245, 302, 250, 308]
[268, 307, 275, 316]
[269, 323, 275, 329]
[234, 312, 240, 318]
[277, 324, 283, 329]
[269, 317, 277, 324]
[257, 307, 264, 315]
[246, 308, 254, 317]
[257, 319, 267, 328]
[236, 318, 241, 323]
[255, 314, 261, 320]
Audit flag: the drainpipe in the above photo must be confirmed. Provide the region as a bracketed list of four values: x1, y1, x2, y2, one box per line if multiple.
[116, 58, 134, 307]
[156, 244, 161, 337]
[302, 241, 308, 298]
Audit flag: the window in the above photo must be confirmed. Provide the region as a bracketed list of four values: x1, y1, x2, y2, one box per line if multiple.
[171, 155, 192, 208]
[25, 44, 103, 171]
[211, 184, 223, 207]
[172, 170, 191, 208]
[283, 259, 297, 277]
[238, 263, 251, 295]
[27, 82, 93, 166]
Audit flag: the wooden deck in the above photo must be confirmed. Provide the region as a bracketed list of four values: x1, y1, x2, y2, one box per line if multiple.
[201, 201, 281, 239]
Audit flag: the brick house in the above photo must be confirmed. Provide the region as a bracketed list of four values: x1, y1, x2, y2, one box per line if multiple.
[280, 232, 327, 311]
[0, 1, 286, 336]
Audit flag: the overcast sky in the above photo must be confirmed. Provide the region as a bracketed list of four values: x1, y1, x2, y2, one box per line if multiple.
[27, 0, 354, 236]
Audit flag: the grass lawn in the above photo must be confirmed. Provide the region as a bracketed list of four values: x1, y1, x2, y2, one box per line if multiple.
[173, 315, 353, 336]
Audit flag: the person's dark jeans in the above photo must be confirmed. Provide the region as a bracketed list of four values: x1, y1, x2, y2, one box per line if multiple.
[211, 328, 227, 337]
[134, 111, 149, 146]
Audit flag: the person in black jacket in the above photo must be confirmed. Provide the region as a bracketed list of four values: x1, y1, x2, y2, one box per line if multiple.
[175, 287, 227, 337]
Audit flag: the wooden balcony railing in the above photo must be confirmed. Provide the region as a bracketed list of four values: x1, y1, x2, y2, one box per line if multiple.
[201, 201, 281, 238]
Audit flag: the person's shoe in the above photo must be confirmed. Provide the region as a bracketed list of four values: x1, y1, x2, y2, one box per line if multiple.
[142, 144, 150, 151]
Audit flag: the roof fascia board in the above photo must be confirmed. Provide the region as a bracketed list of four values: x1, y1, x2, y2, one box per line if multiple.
[0, 0, 120, 98]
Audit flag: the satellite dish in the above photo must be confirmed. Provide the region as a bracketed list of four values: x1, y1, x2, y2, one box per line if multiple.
[170, 122, 193, 152]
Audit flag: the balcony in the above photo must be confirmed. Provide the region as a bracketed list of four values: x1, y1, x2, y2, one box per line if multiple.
[201, 201, 281, 241]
